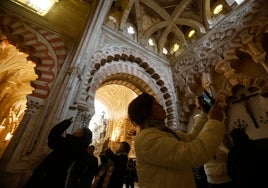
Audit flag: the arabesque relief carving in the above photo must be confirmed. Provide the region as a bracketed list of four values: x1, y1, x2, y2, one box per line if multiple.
[172, 0, 268, 127]
[0, 40, 38, 157]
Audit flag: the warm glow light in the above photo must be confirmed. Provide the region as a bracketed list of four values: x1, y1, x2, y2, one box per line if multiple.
[0, 119, 6, 127]
[173, 43, 179, 52]
[127, 26, 135, 34]
[111, 130, 120, 141]
[148, 38, 154, 46]
[188, 30, 195, 38]
[213, 4, 223, 14]
[95, 100, 107, 114]
[163, 48, 168, 55]
[88, 100, 108, 130]
[5, 132, 13, 141]
[28, 0, 56, 15]
[108, 16, 117, 23]
[11, 0, 58, 16]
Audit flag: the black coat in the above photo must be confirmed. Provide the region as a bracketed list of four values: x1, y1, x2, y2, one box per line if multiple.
[95, 149, 128, 188]
[227, 139, 262, 188]
[78, 154, 99, 188]
[24, 119, 90, 188]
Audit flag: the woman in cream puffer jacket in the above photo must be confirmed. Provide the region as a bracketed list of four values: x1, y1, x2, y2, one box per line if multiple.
[204, 143, 232, 187]
[128, 93, 225, 188]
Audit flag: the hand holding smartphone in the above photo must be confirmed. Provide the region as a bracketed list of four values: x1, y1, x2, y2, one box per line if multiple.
[208, 103, 225, 122]
[198, 90, 215, 113]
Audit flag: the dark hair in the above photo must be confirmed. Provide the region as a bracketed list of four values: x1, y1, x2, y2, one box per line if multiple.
[88, 145, 95, 150]
[128, 92, 155, 125]
[121, 141, 131, 154]
[229, 128, 249, 145]
[82, 127, 92, 146]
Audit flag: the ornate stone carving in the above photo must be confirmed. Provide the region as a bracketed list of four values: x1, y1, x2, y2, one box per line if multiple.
[25, 96, 43, 115]
[77, 45, 177, 127]
[172, 0, 266, 127]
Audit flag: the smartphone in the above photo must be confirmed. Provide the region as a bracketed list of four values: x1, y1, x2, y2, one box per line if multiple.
[198, 90, 215, 112]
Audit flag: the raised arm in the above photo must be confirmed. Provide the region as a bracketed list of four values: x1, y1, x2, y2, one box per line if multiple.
[47, 117, 73, 149]
[176, 112, 208, 142]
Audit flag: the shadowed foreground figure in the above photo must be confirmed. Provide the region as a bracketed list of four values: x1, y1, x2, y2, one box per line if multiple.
[227, 128, 266, 188]
[24, 118, 92, 188]
[73, 145, 99, 188]
[92, 141, 130, 188]
[128, 92, 225, 188]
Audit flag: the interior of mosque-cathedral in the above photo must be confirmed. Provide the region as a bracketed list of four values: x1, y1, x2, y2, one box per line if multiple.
[0, 0, 268, 187]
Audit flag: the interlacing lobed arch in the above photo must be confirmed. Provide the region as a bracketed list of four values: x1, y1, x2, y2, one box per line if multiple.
[79, 46, 177, 127]
[0, 14, 68, 102]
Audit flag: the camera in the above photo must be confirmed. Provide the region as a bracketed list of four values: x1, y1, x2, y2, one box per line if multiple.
[198, 90, 215, 113]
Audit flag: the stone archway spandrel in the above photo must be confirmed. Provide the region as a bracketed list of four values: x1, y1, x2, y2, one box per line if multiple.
[0, 14, 69, 100]
[78, 46, 177, 127]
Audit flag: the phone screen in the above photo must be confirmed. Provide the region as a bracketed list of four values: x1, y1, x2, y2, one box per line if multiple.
[199, 91, 214, 112]
[202, 92, 214, 106]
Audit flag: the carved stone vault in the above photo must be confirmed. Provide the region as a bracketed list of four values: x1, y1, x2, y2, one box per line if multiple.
[171, 0, 268, 128]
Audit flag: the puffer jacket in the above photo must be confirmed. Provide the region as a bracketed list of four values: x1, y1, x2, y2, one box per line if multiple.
[134, 113, 224, 188]
[204, 144, 231, 184]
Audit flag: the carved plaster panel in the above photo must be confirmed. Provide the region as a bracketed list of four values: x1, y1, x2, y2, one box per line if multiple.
[77, 45, 178, 127]
[171, 0, 268, 127]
